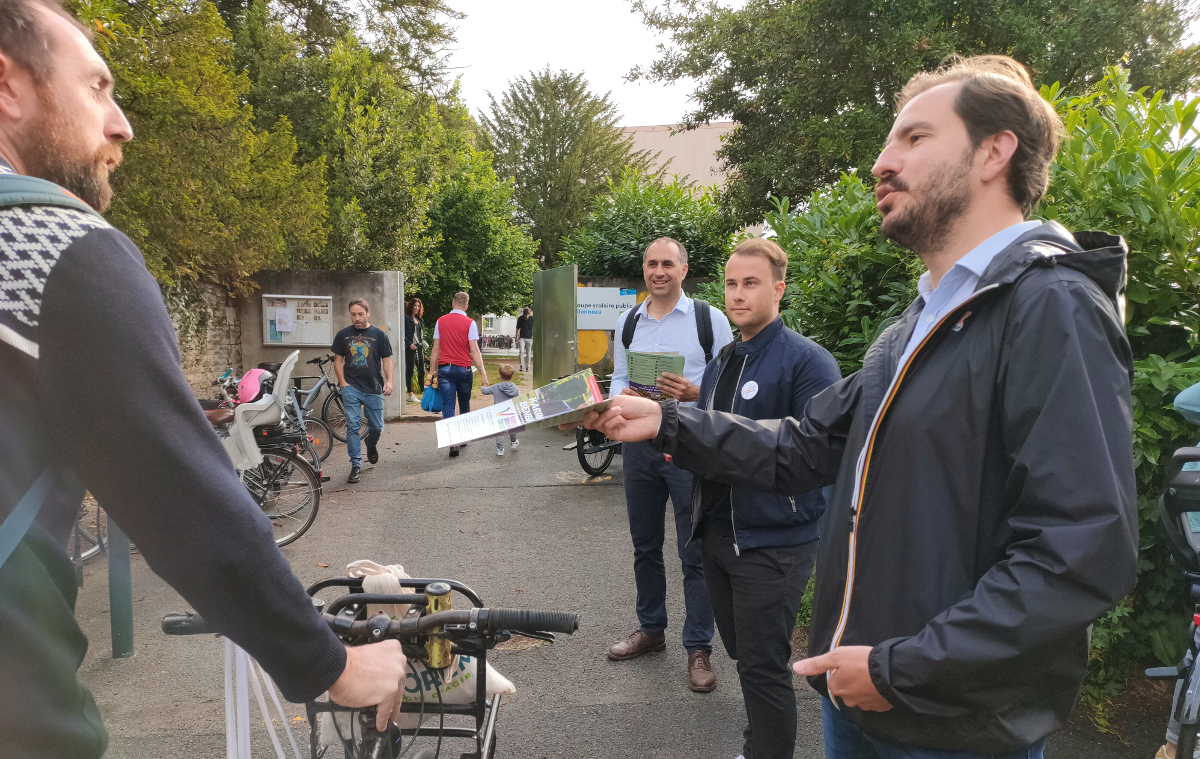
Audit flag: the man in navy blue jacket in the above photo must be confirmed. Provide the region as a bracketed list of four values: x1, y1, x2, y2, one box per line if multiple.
[696, 238, 841, 759]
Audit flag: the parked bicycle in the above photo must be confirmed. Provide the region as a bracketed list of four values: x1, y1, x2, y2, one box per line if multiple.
[163, 575, 579, 759]
[204, 351, 324, 546]
[294, 354, 368, 445]
[1149, 381, 1200, 757]
[571, 376, 621, 476]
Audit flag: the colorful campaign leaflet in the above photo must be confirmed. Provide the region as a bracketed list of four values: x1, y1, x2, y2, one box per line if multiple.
[434, 369, 612, 448]
[627, 351, 685, 400]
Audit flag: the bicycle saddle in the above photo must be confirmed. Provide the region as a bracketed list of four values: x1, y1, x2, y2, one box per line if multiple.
[204, 408, 235, 427]
[257, 362, 283, 372]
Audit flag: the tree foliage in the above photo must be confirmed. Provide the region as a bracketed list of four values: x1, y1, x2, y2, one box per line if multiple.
[419, 147, 539, 318]
[560, 170, 734, 281]
[86, 0, 328, 294]
[1037, 71, 1200, 718]
[480, 68, 657, 268]
[632, 0, 1200, 226]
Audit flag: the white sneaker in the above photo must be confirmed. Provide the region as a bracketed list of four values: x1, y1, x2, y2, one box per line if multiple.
[510, 439, 520, 450]
[496, 445, 505, 456]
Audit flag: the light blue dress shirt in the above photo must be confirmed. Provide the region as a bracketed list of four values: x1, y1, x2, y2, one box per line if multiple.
[896, 220, 1042, 367]
[609, 293, 734, 406]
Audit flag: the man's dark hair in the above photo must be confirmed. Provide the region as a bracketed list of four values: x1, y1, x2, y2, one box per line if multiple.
[896, 55, 1063, 217]
[348, 297, 370, 313]
[0, 0, 89, 83]
[643, 237, 688, 267]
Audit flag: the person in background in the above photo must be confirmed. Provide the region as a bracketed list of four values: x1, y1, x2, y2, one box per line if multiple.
[516, 306, 533, 373]
[404, 297, 426, 403]
[0, 2, 407, 754]
[698, 238, 841, 759]
[332, 298, 393, 483]
[607, 237, 734, 693]
[428, 291, 490, 457]
[481, 363, 521, 456]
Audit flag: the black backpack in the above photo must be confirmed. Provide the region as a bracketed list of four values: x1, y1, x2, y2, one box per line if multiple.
[621, 298, 715, 364]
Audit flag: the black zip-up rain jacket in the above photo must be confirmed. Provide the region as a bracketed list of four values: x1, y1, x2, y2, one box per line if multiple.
[651, 222, 1138, 752]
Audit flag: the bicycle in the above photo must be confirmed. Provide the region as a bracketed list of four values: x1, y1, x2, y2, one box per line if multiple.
[300, 355, 370, 445]
[570, 376, 621, 476]
[162, 576, 579, 759]
[1149, 388, 1200, 757]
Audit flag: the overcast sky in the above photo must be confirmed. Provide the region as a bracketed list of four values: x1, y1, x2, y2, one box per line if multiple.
[447, 0, 713, 128]
[446, 2, 1200, 129]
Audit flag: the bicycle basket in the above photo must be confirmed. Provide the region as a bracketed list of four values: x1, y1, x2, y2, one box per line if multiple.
[1160, 446, 1200, 574]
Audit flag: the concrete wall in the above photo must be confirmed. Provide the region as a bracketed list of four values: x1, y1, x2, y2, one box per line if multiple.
[238, 270, 407, 419]
[174, 281, 242, 396]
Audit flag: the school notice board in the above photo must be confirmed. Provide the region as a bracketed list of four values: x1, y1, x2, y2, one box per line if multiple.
[261, 294, 334, 347]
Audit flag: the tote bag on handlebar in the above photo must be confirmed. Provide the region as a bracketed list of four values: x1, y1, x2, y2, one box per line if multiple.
[318, 561, 514, 743]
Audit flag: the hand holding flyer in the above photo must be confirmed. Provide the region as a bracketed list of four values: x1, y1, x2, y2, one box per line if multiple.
[627, 351, 686, 400]
[435, 370, 612, 448]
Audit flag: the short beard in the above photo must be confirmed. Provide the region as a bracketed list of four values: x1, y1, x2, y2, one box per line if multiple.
[878, 148, 974, 260]
[19, 85, 122, 212]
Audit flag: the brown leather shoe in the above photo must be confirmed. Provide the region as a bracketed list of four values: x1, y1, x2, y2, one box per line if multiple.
[607, 629, 666, 661]
[688, 650, 716, 692]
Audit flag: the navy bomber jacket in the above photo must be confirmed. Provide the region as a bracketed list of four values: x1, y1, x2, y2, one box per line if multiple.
[690, 316, 841, 551]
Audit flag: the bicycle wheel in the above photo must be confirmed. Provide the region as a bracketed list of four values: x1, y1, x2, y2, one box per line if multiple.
[242, 448, 320, 546]
[304, 417, 333, 463]
[577, 427, 615, 476]
[322, 390, 368, 443]
[71, 498, 107, 561]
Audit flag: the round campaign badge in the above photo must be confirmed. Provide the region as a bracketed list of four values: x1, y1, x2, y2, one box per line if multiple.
[741, 380, 759, 400]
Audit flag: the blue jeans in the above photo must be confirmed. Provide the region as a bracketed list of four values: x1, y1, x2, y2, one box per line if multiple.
[622, 440, 714, 653]
[438, 365, 473, 422]
[821, 699, 1046, 759]
[340, 385, 384, 468]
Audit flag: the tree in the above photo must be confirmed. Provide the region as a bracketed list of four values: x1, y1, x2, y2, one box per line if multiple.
[419, 147, 539, 319]
[480, 68, 657, 268]
[86, 0, 328, 293]
[632, 0, 1200, 226]
[561, 170, 733, 280]
[318, 38, 458, 274]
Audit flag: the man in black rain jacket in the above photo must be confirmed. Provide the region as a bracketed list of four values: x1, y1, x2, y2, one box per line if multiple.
[572, 55, 1138, 757]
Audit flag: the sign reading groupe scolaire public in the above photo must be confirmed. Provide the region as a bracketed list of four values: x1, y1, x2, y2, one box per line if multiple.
[577, 287, 639, 330]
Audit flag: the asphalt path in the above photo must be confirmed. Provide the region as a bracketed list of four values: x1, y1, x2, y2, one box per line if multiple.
[75, 422, 1158, 758]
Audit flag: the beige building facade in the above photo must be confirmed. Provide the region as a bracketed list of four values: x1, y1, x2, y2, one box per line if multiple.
[621, 121, 736, 188]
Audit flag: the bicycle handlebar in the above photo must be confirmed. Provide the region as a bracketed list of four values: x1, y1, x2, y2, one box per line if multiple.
[162, 607, 579, 640]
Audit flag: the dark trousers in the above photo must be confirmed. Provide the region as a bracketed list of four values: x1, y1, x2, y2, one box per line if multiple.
[438, 365, 472, 420]
[821, 698, 1046, 758]
[622, 440, 714, 652]
[703, 531, 817, 759]
[405, 347, 425, 394]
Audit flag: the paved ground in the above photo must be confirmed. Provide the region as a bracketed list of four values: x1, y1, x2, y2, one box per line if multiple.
[76, 421, 1161, 758]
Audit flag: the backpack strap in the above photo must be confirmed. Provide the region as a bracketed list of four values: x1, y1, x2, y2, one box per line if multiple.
[621, 308, 641, 351]
[0, 463, 66, 570]
[692, 299, 714, 364]
[0, 173, 104, 219]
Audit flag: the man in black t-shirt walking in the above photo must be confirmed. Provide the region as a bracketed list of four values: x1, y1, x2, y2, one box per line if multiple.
[332, 298, 393, 483]
[515, 306, 533, 372]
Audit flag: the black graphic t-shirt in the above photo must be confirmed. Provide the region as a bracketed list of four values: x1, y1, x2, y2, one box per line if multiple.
[332, 325, 393, 394]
